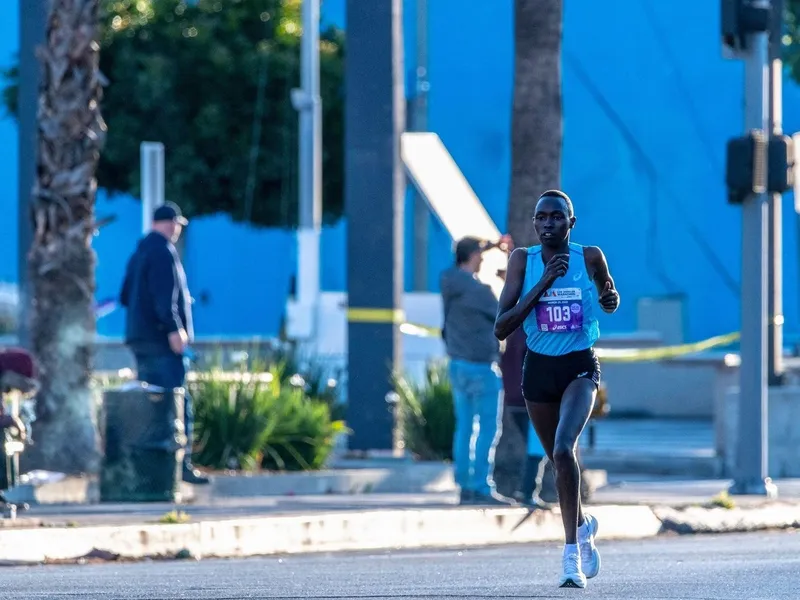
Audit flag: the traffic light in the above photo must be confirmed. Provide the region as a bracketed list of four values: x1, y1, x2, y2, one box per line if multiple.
[726, 130, 767, 204]
[721, 0, 771, 55]
[767, 134, 797, 194]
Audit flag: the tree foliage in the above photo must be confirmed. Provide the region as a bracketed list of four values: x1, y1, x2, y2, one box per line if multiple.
[785, 1, 800, 76]
[3, 0, 345, 228]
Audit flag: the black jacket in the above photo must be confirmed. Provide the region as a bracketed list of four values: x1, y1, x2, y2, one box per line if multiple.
[120, 232, 193, 354]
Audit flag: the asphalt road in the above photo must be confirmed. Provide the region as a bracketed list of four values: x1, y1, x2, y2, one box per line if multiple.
[3, 531, 798, 599]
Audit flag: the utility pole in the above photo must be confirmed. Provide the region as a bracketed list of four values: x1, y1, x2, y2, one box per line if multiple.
[722, 0, 777, 498]
[344, 0, 405, 452]
[767, 0, 784, 385]
[412, 0, 429, 291]
[140, 142, 165, 234]
[17, 0, 48, 349]
[291, 0, 323, 345]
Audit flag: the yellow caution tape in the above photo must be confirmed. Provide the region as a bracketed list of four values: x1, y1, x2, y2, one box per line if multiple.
[346, 308, 406, 324]
[397, 321, 740, 363]
[593, 331, 740, 362]
[345, 307, 740, 363]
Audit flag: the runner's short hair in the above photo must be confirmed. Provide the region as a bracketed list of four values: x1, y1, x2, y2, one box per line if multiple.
[538, 189, 574, 217]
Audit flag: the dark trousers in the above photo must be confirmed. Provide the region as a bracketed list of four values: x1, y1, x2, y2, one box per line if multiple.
[133, 352, 193, 469]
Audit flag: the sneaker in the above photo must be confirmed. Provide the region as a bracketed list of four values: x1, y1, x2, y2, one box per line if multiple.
[579, 514, 601, 579]
[559, 546, 587, 589]
[182, 465, 210, 485]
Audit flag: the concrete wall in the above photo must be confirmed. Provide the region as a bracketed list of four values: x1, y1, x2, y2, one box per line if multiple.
[722, 383, 800, 478]
[600, 356, 738, 419]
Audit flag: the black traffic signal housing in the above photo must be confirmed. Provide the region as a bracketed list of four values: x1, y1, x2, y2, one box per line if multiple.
[726, 132, 800, 203]
[726, 129, 767, 204]
[722, 0, 771, 54]
[768, 134, 798, 194]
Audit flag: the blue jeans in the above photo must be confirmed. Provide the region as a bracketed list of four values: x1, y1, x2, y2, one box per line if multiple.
[134, 352, 193, 469]
[449, 359, 503, 496]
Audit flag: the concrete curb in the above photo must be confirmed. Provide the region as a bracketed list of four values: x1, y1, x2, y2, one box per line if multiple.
[0, 502, 796, 565]
[0, 504, 661, 565]
[654, 502, 800, 534]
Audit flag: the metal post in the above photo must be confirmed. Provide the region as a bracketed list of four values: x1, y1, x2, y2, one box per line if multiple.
[412, 0, 429, 291]
[292, 0, 322, 332]
[140, 142, 165, 234]
[729, 13, 777, 498]
[767, 0, 784, 385]
[345, 0, 405, 451]
[17, 0, 48, 349]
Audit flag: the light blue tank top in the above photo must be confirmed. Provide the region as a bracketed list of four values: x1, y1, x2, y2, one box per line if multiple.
[521, 243, 600, 356]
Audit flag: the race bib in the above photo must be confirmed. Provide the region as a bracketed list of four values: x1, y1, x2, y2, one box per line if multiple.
[535, 287, 583, 333]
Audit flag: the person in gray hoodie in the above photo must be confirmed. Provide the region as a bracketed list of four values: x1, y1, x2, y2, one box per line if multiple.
[440, 236, 515, 506]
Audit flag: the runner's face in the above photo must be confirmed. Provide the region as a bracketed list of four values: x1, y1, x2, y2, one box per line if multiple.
[533, 196, 573, 247]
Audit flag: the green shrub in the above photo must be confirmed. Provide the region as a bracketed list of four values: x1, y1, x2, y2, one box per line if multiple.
[259, 385, 348, 472]
[265, 343, 346, 422]
[189, 367, 281, 471]
[190, 363, 347, 472]
[392, 361, 454, 461]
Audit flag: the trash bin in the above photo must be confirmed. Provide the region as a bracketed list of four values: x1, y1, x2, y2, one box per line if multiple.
[100, 383, 187, 503]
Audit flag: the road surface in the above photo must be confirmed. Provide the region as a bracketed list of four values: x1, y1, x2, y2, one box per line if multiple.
[3, 530, 798, 599]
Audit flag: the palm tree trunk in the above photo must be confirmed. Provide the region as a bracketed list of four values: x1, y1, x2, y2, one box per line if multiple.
[22, 0, 106, 475]
[494, 0, 563, 499]
[507, 0, 563, 247]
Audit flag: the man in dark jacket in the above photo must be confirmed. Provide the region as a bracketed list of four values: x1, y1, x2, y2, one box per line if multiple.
[440, 236, 514, 506]
[120, 202, 208, 485]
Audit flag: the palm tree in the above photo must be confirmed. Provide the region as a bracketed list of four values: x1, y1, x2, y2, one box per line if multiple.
[507, 0, 563, 246]
[494, 0, 563, 499]
[23, 0, 105, 475]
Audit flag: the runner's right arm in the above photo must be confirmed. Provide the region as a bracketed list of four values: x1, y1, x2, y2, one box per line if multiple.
[494, 249, 567, 340]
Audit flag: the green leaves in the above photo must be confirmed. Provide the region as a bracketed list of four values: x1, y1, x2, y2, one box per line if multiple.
[2, 0, 345, 227]
[189, 361, 348, 472]
[392, 362, 455, 462]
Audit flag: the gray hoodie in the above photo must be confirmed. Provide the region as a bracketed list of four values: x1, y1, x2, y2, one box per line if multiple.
[440, 266, 500, 363]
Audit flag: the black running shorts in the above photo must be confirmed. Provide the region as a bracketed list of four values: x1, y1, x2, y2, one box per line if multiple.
[521, 347, 601, 404]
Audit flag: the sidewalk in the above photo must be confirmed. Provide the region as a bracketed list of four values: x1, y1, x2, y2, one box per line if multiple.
[8, 477, 799, 528]
[0, 478, 797, 565]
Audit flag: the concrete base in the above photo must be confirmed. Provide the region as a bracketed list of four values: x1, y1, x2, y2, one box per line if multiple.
[728, 477, 778, 499]
[3, 476, 99, 506]
[723, 385, 800, 478]
[205, 462, 457, 499]
[3, 476, 198, 507]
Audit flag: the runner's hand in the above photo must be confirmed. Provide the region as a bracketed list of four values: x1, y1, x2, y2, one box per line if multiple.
[599, 281, 619, 313]
[541, 254, 569, 285]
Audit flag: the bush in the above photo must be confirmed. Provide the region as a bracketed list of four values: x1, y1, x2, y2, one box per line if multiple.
[259, 383, 348, 472]
[189, 362, 347, 472]
[392, 362, 454, 461]
[264, 342, 346, 422]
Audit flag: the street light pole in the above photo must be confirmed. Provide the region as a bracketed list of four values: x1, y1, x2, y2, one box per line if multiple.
[767, 0, 784, 386]
[17, 0, 47, 348]
[291, 0, 323, 344]
[722, 0, 777, 498]
[412, 0, 429, 291]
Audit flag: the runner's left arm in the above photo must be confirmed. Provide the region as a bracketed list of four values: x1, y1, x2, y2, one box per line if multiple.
[585, 246, 619, 314]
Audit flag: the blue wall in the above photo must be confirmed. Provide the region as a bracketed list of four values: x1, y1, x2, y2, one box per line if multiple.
[2, 1, 800, 344]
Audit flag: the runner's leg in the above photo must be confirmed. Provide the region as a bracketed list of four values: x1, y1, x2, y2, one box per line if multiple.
[552, 377, 596, 544]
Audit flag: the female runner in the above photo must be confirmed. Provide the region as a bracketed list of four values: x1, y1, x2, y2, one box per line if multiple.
[494, 190, 620, 589]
